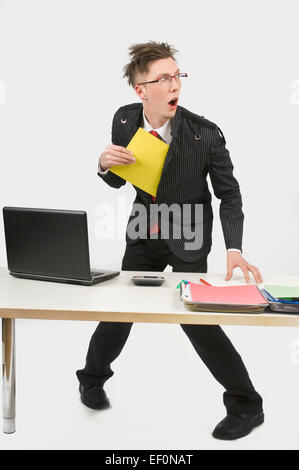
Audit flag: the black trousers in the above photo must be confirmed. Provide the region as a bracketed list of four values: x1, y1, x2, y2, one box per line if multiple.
[76, 238, 263, 415]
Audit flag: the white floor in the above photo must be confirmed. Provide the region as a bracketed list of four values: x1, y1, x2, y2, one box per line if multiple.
[1, 319, 299, 450]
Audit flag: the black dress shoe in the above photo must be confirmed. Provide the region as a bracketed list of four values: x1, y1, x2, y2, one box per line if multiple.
[79, 384, 111, 410]
[212, 412, 264, 440]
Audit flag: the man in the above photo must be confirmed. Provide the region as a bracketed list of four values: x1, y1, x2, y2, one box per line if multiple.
[76, 41, 264, 440]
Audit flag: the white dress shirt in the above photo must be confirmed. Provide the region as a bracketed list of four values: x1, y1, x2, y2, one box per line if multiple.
[97, 108, 240, 253]
[142, 109, 172, 144]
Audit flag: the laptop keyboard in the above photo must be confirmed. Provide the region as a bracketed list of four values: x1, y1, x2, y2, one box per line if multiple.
[91, 270, 104, 276]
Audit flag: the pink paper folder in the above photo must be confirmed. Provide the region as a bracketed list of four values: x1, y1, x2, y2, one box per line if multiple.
[181, 282, 268, 313]
[188, 283, 267, 305]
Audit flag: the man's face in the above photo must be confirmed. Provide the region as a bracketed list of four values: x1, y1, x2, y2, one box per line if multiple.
[135, 57, 181, 121]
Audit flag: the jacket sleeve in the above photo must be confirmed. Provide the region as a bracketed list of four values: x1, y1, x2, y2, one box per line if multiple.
[208, 125, 244, 252]
[97, 108, 127, 189]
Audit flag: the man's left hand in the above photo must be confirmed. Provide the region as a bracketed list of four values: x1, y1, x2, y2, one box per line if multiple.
[226, 251, 263, 284]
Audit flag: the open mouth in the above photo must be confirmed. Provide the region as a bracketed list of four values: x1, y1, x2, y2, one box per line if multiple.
[168, 98, 178, 108]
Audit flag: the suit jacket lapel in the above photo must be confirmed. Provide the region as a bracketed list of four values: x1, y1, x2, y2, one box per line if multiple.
[160, 106, 181, 178]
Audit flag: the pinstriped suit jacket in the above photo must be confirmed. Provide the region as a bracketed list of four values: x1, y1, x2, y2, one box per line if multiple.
[98, 102, 244, 262]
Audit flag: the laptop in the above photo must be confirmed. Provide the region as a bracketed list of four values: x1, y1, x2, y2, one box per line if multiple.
[2, 206, 120, 286]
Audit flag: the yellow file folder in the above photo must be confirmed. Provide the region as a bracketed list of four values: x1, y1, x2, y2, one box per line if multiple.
[110, 127, 169, 197]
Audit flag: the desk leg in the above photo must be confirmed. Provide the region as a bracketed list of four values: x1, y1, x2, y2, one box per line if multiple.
[2, 318, 16, 434]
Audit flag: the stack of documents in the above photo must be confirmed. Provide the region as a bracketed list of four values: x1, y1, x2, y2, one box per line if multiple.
[261, 285, 299, 313]
[180, 282, 269, 313]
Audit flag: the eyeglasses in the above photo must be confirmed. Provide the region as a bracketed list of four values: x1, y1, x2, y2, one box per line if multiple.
[137, 73, 188, 86]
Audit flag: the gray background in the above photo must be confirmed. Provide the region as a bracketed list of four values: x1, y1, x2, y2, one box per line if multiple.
[0, 0, 299, 449]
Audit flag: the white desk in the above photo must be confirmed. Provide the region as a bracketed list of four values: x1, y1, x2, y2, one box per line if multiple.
[1, 267, 299, 433]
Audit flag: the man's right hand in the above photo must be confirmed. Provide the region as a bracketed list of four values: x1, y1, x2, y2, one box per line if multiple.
[99, 145, 136, 171]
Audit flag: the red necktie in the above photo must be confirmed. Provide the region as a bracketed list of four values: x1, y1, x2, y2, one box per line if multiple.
[149, 130, 163, 234]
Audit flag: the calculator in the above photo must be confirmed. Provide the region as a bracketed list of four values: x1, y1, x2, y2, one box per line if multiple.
[132, 275, 165, 286]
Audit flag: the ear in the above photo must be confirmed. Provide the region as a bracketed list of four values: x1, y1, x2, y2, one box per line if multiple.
[134, 84, 146, 101]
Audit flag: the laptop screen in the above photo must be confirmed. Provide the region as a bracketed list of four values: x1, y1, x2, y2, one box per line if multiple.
[3, 207, 92, 280]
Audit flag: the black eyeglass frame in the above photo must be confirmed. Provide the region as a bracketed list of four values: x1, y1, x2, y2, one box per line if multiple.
[137, 72, 188, 86]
